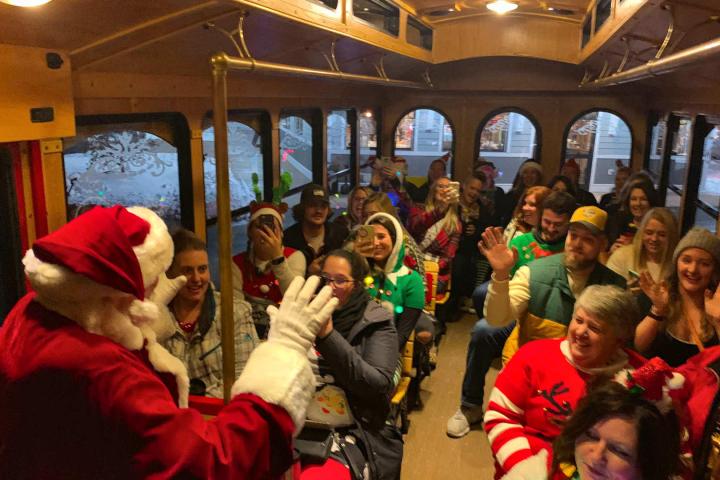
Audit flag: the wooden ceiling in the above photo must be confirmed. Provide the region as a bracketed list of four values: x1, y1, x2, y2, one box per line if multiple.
[0, 0, 718, 90]
[407, 0, 592, 21]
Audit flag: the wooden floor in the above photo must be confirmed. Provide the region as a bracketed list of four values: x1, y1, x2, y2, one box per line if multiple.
[400, 313, 500, 480]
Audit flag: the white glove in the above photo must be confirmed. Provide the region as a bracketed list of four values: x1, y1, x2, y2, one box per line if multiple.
[500, 449, 549, 480]
[266, 275, 338, 354]
[149, 273, 187, 305]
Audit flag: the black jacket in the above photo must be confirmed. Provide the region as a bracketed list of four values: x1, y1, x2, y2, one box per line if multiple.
[315, 300, 398, 430]
[283, 221, 349, 272]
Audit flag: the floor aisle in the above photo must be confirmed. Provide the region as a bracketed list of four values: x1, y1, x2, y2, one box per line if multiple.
[400, 314, 499, 480]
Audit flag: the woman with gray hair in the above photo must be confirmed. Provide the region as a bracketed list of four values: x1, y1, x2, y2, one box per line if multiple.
[483, 285, 647, 480]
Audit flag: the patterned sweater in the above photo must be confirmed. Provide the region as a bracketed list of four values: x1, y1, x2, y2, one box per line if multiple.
[484, 338, 646, 478]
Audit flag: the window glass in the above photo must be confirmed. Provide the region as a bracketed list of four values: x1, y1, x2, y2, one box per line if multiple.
[594, 0, 612, 33]
[359, 109, 378, 185]
[313, 0, 338, 9]
[202, 121, 263, 219]
[393, 108, 453, 176]
[582, 15, 592, 48]
[327, 109, 353, 213]
[696, 125, 720, 232]
[63, 128, 180, 227]
[647, 119, 666, 189]
[353, 0, 400, 36]
[664, 118, 691, 219]
[407, 17, 433, 50]
[564, 110, 632, 198]
[477, 111, 538, 191]
[280, 113, 314, 191]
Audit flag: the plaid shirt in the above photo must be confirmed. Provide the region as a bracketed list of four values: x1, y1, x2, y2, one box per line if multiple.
[163, 290, 259, 399]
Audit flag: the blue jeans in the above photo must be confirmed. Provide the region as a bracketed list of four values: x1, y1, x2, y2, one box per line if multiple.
[461, 283, 515, 408]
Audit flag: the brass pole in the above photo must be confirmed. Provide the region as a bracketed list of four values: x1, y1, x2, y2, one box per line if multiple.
[212, 52, 427, 89]
[211, 54, 235, 403]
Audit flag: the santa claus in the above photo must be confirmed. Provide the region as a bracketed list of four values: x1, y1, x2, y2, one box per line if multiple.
[0, 205, 337, 479]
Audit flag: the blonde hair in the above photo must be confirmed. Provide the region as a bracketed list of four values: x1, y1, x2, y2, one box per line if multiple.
[425, 179, 461, 235]
[631, 208, 679, 280]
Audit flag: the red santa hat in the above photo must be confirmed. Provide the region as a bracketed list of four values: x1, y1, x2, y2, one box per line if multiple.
[24, 205, 189, 406]
[32, 205, 173, 298]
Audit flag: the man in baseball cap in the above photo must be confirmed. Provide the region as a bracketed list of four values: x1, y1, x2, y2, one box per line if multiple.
[284, 184, 349, 275]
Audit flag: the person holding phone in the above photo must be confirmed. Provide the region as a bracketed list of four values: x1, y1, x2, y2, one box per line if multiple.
[606, 175, 659, 253]
[606, 208, 679, 288]
[232, 201, 306, 337]
[636, 227, 720, 366]
[407, 177, 462, 296]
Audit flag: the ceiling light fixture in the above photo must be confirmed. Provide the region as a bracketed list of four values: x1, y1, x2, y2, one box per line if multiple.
[548, 6, 555, 10]
[448, 7, 455, 11]
[0, 0, 53, 6]
[486, 0, 518, 14]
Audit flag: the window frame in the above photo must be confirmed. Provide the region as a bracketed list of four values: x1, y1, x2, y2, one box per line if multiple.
[279, 108, 324, 198]
[67, 112, 193, 230]
[560, 108, 633, 191]
[392, 106, 455, 177]
[202, 109, 273, 225]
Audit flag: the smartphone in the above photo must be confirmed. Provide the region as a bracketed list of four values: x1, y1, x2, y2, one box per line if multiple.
[258, 214, 276, 230]
[355, 225, 375, 256]
[447, 181, 461, 201]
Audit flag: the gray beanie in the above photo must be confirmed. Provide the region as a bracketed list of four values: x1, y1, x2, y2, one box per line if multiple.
[672, 227, 720, 267]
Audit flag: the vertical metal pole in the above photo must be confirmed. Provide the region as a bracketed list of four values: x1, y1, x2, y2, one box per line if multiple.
[211, 54, 235, 403]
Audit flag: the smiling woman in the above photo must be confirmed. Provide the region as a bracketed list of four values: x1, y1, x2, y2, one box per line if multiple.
[163, 229, 259, 398]
[483, 285, 645, 479]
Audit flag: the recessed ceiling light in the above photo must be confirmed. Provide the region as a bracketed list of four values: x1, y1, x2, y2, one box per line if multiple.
[0, 0, 52, 5]
[548, 6, 555, 10]
[486, 0, 518, 14]
[448, 7, 455, 11]
[363, 7, 368, 11]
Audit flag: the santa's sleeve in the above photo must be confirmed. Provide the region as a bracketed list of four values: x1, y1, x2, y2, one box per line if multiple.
[484, 345, 537, 474]
[95, 350, 297, 480]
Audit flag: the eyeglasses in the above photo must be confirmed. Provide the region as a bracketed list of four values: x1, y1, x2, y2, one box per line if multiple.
[320, 274, 354, 287]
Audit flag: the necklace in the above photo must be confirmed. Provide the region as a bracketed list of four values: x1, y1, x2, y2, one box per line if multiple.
[178, 318, 197, 333]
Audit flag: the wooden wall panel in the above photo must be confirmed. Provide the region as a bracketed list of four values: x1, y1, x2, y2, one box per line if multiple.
[0, 44, 75, 143]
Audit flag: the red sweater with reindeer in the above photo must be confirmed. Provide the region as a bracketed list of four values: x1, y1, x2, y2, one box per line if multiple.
[484, 339, 646, 478]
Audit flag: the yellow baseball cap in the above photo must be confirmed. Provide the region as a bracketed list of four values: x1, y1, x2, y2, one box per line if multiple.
[569, 206, 607, 235]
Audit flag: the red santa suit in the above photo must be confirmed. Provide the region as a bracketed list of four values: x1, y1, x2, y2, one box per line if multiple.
[484, 338, 646, 479]
[0, 205, 330, 479]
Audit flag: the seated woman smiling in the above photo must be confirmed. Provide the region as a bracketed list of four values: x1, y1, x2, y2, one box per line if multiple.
[552, 381, 681, 480]
[300, 249, 401, 480]
[484, 285, 646, 480]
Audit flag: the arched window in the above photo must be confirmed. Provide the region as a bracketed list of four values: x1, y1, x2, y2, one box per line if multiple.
[280, 113, 315, 193]
[64, 128, 181, 227]
[476, 110, 538, 190]
[393, 108, 453, 176]
[358, 108, 378, 184]
[563, 110, 632, 199]
[696, 124, 720, 232]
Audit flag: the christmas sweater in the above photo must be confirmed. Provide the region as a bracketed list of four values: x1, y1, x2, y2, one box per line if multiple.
[508, 230, 565, 276]
[484, 338, 646, 479]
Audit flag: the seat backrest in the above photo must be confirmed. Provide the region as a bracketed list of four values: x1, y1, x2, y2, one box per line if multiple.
[423, 260, 439, 314]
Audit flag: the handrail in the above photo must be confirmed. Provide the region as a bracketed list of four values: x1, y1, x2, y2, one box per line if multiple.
[211, 52, 428, 89]
[584, 36, 720, 87]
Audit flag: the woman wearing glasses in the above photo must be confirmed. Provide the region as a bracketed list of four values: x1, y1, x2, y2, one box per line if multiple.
[308, 249, 402, 480]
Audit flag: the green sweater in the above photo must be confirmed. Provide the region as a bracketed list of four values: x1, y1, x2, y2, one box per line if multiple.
[508, 231, 565, 276]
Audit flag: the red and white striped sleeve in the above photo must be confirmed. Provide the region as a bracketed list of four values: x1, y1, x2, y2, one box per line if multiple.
[483, 347, 535, 473]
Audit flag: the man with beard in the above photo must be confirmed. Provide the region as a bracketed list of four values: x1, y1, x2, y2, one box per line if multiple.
[447, 205, 624, 438]
[284, 184, 349, 276]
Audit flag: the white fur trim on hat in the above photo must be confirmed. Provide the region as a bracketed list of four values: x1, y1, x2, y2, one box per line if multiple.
[231, 342, 315, 434]
[126, 207, 174, 296]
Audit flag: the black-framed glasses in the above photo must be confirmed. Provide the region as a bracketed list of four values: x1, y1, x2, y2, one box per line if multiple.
[320, 274, 354, 287]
